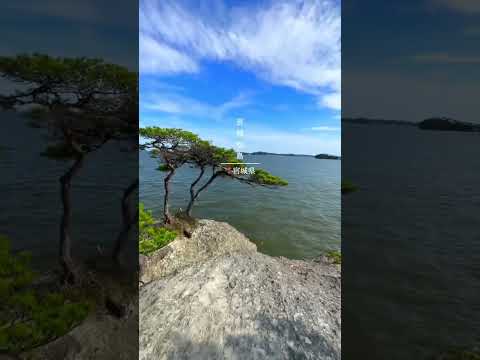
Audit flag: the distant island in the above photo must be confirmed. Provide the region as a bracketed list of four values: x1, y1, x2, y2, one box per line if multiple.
[315, 154, 341, 160]
[343, 117, 480, 132]
[418, 117, 480, 132]
[248, 151, 312, 157]
[247, 151, 340, 159]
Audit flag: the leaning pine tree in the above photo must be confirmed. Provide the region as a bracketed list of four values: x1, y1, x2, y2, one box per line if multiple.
[0, 54, 137, 282]
[185, 140, 288, 217]
[139, 127, 200, 224]
[139, 127, 288, 221]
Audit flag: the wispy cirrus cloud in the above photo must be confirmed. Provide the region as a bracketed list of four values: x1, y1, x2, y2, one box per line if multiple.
[140, 34, 199, 74]
[245, 127, 341, 155]
[139, 0, 340, 110]
[142, 92, 252, 121]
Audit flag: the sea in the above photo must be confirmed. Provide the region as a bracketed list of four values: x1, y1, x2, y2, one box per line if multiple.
[342, 123, 480, 359]
[140, 150, 341, 259]
[0, 112, 138, 268]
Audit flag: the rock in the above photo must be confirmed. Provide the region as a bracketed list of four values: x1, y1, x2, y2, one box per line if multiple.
[140, 219, 257, 284]
[21, 303, 138, 360]
[140, 219, 341, 360]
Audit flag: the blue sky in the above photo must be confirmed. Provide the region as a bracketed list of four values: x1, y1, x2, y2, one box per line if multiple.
[343, 0, 480, 123]
[140, 0, 341, 155]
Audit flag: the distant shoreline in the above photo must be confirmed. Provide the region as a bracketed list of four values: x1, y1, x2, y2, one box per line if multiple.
[343, 117, 480, 132]
[246, 151, 341, 159]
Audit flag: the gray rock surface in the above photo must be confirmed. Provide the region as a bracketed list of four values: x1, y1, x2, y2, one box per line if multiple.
[140, 219, 341, 360]
[140, 219, 257, 284]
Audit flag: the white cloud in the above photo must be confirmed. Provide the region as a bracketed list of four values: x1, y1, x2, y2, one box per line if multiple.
[143, 98, 184, 113]
[142, 92, 251, 121]
[140, 0, 340, 110]
[311, 126, 340, 131]
[140, 33, 199, 74]
[319, 92, 341, 110]
[139, 115, 340, 155]
[245, 129, 341, 156]
[196, 125, 341, 155]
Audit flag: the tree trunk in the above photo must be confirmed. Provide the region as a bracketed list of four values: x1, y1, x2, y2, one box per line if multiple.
[112, 178, 139, 263]
[188, 170, 221, 215]
[163, 169, 175, 224]
[59, 154, 84, 283]
[186, 167, 205, 217]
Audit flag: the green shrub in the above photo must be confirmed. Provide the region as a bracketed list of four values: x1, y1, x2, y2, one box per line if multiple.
[0, 235, 90, 354]
[157, 164, 170, 172]
[325, 249, 342, 264]
[251, 169, 288, 186]
[139, 203, 176, 255]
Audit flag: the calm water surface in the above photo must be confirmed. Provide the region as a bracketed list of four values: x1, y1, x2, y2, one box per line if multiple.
[140, 151, 341, 259]
[343, 124, 480, 359]
[0, 112, 137, 268]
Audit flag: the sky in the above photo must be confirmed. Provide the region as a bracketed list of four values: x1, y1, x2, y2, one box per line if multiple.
[0, 0, 137, 70]
[343, 0, 480, 123]
[140, 0, 341, 156]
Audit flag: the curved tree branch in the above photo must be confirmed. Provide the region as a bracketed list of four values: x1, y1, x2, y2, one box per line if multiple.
[112, 178, 139, 263]
[186, 166, 205, 216]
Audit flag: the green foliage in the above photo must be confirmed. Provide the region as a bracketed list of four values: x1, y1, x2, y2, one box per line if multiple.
[250, 168, 288, 186]
[188, 140, 215, 165]
[0, 54, 138, 158]
[213, 147, 239, 164]
[0, 236, 90, 354]
[139, 127, 288, 218]
[139, 204, 176, 255]
[157, 164, 170, 172]
[325, 250, 342, 264]
[141, 127, 201, 172]
[139, 127, 200, 145]
[341, 180, 357, 194]
[139, 203, 155, 231]
[0, 54, 136, 93]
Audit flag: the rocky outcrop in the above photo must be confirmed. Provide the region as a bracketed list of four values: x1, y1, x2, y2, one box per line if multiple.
[140, 219, 341, 360]
[140, 219, 256, 284]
